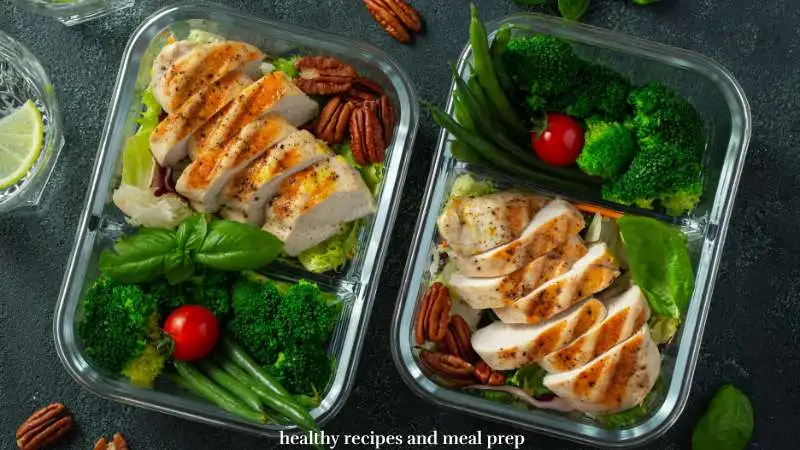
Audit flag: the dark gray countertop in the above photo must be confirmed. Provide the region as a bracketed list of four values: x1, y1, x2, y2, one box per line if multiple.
[0, 0, 796, 448]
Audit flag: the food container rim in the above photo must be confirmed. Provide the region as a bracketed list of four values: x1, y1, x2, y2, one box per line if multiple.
[53, 1, 419, 437]
[390, 12, 751, 448]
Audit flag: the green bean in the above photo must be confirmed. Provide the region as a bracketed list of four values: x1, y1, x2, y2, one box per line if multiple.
[173, 361, 266, 424]
[453, 92, 476, 132]
[212, 353, 292, 425]
[490, 24, 519, 106]
[198, 359, 263, 412]
[469, 3, 526, 137]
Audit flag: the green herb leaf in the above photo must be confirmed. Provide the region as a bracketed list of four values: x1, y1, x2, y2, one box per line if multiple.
[98, 228, 176, 282]
[558, 0, 590, 21]
[196, 220, 284, 270]
[692, 385, 753, 450]
[506, 364, 551, 397]
[163, 250, 195, 285]
[176, 214, 208, 253]
[617, 216, 694, 319]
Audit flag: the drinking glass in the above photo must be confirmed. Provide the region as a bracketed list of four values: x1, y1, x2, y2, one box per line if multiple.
[16, 0, 134, 26]
[0, 30, 64, 213]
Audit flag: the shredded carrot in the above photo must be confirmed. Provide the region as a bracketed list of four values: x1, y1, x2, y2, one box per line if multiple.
[574, 202, 624, 219]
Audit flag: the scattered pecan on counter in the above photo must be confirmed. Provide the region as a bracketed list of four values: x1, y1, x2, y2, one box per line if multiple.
[15, 403, 73, 450]
[294, 56, 358, 95]
[94, 433, 129, 450]
[363, 0, 423, 44]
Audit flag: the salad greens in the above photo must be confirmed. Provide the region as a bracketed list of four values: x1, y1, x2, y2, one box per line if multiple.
[99, 214, 283, 283]
[557, 0, 590, 21]
[298, 220, 361, 273]
[272, 56, 300, 78]
[692, 385, 754, 450]
[121, 88, 160, 188]
[449, 174, 496, 199]
[598, 378, 663, 428]
[506, 364, 551, 397]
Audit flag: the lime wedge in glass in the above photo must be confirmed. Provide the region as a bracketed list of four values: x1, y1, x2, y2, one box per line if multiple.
[0, 100, 44, 189]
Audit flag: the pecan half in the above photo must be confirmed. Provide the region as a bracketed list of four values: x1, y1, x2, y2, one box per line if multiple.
[473, 361, 507, 386]
[16, 403, 73, 450]
[364, 101, 387, 164]
[94, 433, 129, 450]
[294, 56, 358, 95]
[381, 0, 422, 33]
[415, 282, 452, 344]
[379, 94, 396, 143]
[442, 315, 479, 363]
[347, 77, 385, 103]
[315, 97, 356, 144]
[350, 108, 369, 166]
[363, 0, 412, 43]
[420, 351, 475, 379]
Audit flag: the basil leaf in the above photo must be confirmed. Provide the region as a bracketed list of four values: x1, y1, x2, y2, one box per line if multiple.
[692, 385, 753, 450]
[176, 214, 208, 253]
[617, 216, 694, 319]
[558, 0, 590, 21]
[99, 228, 176, 282]
[195, 220, 283, 271]
[164, 250, 195, 285]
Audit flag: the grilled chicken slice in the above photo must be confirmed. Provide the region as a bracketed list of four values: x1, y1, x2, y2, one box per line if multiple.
[494, 243, 620, 324]
[471, 298, 607, 371]
[151, 41, 264, 113]
[543, 326, 661, 414]
[150, 71, 252, 166]
[219, 130, 330, 225]
[540, 285, 651, 373]
[437, 192, 549, 256]
[189, 71, 318, 160]
[453, 199, 585, 278]
[176, 114, 296, 212]
[450, 236, 587, 309]
[263, 156, 376, 256]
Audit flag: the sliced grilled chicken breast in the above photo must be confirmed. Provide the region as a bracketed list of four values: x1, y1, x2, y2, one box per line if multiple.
[450, 236, 587, 309]
[494, 243, 620, 324]
[151, 41, 264, 113]
[540, 285, 651, 373]
[453, 199, 585, 278]
[219, 130, 330, 225]
[263, 156, 376, 256]
[472, 298, 607, 371]
[176, 114, 296, 212]
[543, 326, 661, 414]
[437, 192, 549, 256]
[189, 71, 318, 160]
[150, 71, 252, 166]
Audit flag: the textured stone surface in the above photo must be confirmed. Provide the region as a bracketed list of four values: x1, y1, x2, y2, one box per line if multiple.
[0, 0, 796, 449]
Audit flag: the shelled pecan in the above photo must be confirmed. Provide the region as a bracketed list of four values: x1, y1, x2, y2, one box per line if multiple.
[379, 94, 396, 143]
[441, 315, 479, 364]
[315, 96, 357, 144]
[473, 361, 507, 386]
[415, 282, 451, 345]
[363, 0, 423, 44]
[94, 433, 129, 450]
[350, 96, 396, 165]
[420, 351, 475, 382]
[16, 403, 73, 450]
[294, 56, 358, 95]
[346, 77, 385, 103]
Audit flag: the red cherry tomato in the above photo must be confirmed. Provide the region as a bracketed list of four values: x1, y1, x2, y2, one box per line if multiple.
[531, 113, 585, 166]
[163, 305, 219, 361]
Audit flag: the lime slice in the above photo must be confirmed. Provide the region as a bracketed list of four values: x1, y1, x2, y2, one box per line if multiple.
[0, 100, 44, 189]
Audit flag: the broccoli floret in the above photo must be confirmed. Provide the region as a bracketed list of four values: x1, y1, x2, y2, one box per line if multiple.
[577, 120, 637, 180]
[275, 280, 340, 346]
[78, 277, 166, 388]
[146, 279, 187, 319]
[503, 35, 583, 111]
[564, 65, 632, 121]
[226, 272, 283, 365]
[602, 84, 706, 216]
[184, 269, 233, 320]
[266, 346, 332, 397]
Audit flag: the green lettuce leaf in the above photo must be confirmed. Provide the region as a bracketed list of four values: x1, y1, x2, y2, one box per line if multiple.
[272, 56, 300, 78]
[506, 364, 551, 397]
[448, 174, 496, 200]
[121, 88, 161, 188]
[297, 221, 361, 273]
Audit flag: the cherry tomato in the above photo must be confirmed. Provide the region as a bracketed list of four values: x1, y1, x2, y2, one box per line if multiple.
[531, 113, 585, 166]
[163, 305, 220, 361]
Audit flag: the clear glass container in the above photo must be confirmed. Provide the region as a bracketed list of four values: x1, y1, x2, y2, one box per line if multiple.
[0, 30, 64, 213]
[391, 13, 751, 448]
[53, 3, 419, 437]
[16, 0, 134, 26]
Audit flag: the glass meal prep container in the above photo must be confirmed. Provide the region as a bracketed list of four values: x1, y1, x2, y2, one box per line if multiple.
[391, 13, 750, 448]
[54, 3, 418, 437]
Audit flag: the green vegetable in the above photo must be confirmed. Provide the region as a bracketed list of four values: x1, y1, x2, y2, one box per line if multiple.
[266, 346, 333, 397]
[174, 361, 266, 423]
[196, 220, 284, 270]
[558, 0, 591, 21]
[489, 24, 520, 107]
[563, 65, 632, 121]
[448, 174, 495, 199]
[197, 359, 263, 412]
[692, 385, 753, 450]
[577, 119, 637, 180]
[617, 216, 694, 319]
[77, 277, 166, 387]
[275, 280, 341, 346]
[298, 221, 361, 273]
[599, 378, 663, 428]
[604, 84, 705, 216]
[469, 4, 526, 137]
[100, 228, 176, 283]
[649, 316, 679, 344]
[506, 364, 551, 397]
[334, 141, 384, 196]
[503, 34, 583, 112]
[121, 88, 160, 188]
[272, 56, 300, 78]
[227, 272, 284, 365]
[146, 269, 232, 320]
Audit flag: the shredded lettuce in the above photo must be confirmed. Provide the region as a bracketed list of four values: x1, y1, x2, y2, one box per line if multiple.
[272, 56, 300, 78]
[121, 89, 161, 188]
[297, 221, 361, 273]
[186, 29, 226, 44]
[448, 174, 495, 200]
[112, 185, 193, 230]
[334, 141, 385, 197]
[506, 364, 552, 397]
